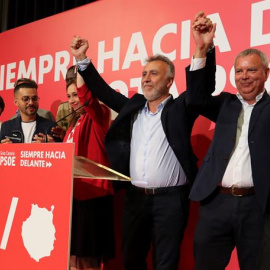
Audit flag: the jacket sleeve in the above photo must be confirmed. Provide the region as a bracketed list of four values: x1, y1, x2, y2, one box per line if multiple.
[185, 47, 221, 123]
[0, 119, 23, 143]
[0, 122, 9, 141]
[79, 62, 129, 113]
[77, 84, 111, 133]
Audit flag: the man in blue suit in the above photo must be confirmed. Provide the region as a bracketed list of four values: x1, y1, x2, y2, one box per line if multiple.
[186, 12, 270, 270]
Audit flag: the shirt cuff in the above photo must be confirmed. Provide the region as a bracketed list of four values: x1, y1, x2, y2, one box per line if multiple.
[77, 57, 91, 71]
[190, 57, 206, 71]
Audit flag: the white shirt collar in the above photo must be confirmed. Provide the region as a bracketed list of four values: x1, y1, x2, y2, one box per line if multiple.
[143, 95, 172, 114]
[236, 89, 265, 106]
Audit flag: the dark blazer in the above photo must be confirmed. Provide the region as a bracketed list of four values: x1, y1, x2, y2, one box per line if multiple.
[79, 51, 215, 185]
[186, 50, 270, 213]
[0, 114, 58, 143]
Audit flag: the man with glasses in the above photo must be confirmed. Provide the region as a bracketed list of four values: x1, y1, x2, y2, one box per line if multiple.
[0, 78, 58, 143]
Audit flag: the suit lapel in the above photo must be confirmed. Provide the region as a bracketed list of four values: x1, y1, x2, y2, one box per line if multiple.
[249, 92, 270, 135]
[15, 116, 24, 132]
[160, 96, 174, 128]
[109, 94, 146, 132]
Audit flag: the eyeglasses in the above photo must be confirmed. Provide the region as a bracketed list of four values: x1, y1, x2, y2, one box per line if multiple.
[18, 96, 40, 103]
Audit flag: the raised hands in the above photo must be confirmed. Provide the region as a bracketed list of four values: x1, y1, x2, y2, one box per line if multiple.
[70, 36, 89, 61]
[193, 11, 216, 58]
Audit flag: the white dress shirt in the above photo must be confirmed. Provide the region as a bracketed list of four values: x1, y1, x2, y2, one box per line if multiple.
[130, 96, 187, 188]
[221, 92, 264, 187]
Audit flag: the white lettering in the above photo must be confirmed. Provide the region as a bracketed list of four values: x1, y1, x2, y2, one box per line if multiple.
[54, 51, 71, 81]
[153, 23, 177, 60]
[181, 20, 191, 59]
[20, 151, 44, 158]
[17, 58, 37, 81]
[20, 159, 46, 167]
[0, 197, 18, 250]
[0, 156, 15, 166]
[6, 62, 16, 89]
[0, 51, 71, 90]
[122, 32, 148, 69]
[38, 54, 53, 84]
[130, 77, 142, 95]
[45, 151, 66, 159]
[213, 65, 227, 96]
[109, 78, 180, 98]
[109, 80, 129, 97]
[170, 82, 180, 98]
[251, 1, 270, 46]
[230, 65, 236, 89]
[0, 65, 5, 90]
[208, 13, 231, 53]
[98, 37, 121, 73]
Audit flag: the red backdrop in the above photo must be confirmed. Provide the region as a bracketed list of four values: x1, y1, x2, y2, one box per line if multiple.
[0, 143, 74, 269]
[0, 0, 270, 269]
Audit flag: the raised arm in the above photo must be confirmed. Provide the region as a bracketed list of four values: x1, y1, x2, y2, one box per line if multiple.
[186, 12, 221, 122]
[76, 71, 111, 131]
[70, 36, 89, 61]
[70, 36, 128, 113]
[192, 11, 216, 58]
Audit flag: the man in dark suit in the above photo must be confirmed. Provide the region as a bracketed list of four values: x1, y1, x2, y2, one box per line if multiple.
[0, 78, 58, 143]
[186, 12, 270, 270]
[70, 19, 214, 270]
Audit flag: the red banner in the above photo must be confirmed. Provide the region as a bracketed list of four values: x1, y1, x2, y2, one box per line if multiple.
[0, 0, 269, 127]
[0, 143, 74, 270]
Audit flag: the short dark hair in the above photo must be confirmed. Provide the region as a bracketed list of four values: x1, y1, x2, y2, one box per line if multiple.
[66, 65, 77, 90]
[14, 78, 38, 95]
[0, 95, 5, 115]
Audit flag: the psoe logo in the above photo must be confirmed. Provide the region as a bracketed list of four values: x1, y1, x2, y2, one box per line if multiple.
[0, 198, 56, 262]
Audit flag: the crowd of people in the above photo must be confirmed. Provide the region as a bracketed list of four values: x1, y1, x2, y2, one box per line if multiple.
[0, 11, 270, 270]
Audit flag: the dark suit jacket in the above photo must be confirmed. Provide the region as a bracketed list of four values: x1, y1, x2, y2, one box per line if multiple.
[79, 51, 215, 186]
[186, 50, 270, 213]
[0, 114, 58, 143]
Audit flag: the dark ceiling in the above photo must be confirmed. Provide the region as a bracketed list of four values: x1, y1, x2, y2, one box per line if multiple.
[0, 0, 97, 33]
